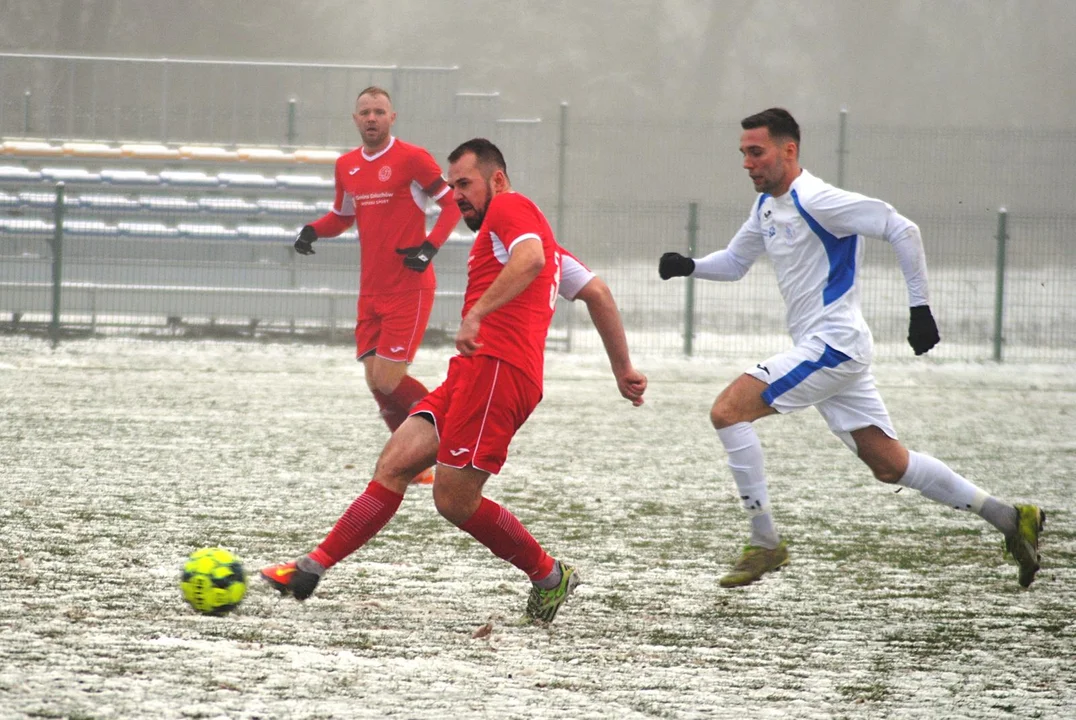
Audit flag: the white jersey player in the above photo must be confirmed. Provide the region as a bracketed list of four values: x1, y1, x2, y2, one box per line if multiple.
[658, 107, 1045, 590]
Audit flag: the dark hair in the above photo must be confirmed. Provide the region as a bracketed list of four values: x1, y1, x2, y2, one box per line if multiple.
[741, 108, 800, 144]
[357, 86, 392, 103]
[448, 138, 507, 175]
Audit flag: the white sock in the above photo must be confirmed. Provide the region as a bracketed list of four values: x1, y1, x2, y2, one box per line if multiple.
[717, 422, 780, 549]
[897, 451, 1015, 535]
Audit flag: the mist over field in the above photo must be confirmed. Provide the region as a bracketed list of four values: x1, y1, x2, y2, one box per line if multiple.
[3, 0, 1075, 127]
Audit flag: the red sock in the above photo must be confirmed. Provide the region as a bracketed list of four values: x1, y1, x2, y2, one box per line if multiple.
[458, 497, 555, 581]
[309, 481, 403, 568]
[372, 375, 430, 432]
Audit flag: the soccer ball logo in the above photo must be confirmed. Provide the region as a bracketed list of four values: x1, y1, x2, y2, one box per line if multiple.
[180, 547, 247, 616]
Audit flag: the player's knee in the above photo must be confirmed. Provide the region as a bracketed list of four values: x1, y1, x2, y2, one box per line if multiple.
[372, 448, 413, 491]
[873, 469, 901, 484]
[710, 403, 735, 430]
[372, 377, 402, 395]
[854, 432, 908, 484]
[866, 460, 904, 484]
[432, 487, 477, 527]
[367, 369, 404, 396]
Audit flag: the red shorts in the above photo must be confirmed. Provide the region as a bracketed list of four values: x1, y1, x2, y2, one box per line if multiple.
[355, 289, 434, 363]
[410, 355, 542, 475]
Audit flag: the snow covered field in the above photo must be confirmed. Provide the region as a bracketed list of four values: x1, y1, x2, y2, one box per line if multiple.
[1, 337, 1073, 719]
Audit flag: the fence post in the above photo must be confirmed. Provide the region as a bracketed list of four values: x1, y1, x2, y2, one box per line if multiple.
[49, 182, 65, 348]
[556, 101, 573, 352]
[992, 207, 1008, 362]
[160, 60, 170, 142]
[555, 102, 568, 238]
[837, 106, 848, 188]
[287, 98, 297, 147]
[23, 90, 31, 134]
[684, 202, 698, 356]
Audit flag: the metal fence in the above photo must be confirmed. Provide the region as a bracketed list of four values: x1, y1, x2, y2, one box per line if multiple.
[1, 52, 1073, 362]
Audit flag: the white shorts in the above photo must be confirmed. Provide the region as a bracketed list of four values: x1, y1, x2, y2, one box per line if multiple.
[746, 337, 897, 450]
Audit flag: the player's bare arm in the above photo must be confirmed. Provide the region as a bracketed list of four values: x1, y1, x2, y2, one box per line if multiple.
[573, 277, 646, 406]
[456, 238, 545, 356]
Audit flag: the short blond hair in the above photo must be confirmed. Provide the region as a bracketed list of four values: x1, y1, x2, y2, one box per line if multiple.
[357, 86, 392, 103]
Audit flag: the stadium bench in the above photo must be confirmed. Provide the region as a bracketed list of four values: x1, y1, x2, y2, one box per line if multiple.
[62, 142, 124, 159]
[101, 169, 161, 186]
[40, 167, 103, 184]
[0, 166, 43, 182]
[160, 170, 221, 188]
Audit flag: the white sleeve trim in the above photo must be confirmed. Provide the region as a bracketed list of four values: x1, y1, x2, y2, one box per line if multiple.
[506, 232, 541, 254]
[558, 253, 595, 300]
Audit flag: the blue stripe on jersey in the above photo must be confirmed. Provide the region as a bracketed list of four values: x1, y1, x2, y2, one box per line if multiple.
[756, 193, 770, 220]
[761, 344, 853, 405]
[790, 189, 857, 306]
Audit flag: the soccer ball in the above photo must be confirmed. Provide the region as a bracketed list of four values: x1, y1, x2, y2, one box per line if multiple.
[180, 547, 247, 616]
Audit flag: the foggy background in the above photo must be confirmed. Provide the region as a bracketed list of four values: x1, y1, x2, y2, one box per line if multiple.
[0, 1, 1073, 359]
[3, 0, 1075, 128]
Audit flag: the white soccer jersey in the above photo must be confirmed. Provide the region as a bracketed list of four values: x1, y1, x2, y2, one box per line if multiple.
[693, 169, 929, 362]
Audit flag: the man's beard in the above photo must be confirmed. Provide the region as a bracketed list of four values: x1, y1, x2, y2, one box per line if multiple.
[461, 183, 492, 231]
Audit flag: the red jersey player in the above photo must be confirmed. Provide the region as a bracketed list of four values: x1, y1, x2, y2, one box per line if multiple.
[262, 139, 647, 624]
[293, 86, 461, 483]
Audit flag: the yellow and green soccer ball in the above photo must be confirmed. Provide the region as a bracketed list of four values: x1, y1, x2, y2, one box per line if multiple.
[180, 547, 247, 616]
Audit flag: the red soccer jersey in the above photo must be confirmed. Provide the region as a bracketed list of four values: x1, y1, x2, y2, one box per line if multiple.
[330, 137, 451, 295]
[463, 192, 561, 388]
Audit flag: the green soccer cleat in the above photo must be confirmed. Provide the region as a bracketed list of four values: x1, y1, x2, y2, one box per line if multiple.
[719, 541, 790, 588]
[525, 561, 580, 624]
[1005, 504, 1046, 588]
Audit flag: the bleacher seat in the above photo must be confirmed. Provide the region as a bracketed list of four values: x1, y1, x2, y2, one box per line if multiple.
[237, 147, 294, 162]
[120, 143, 181, 160]
[101, 169, 161, 185]
[78, 194, 142, 210]
[275, 174, 333, 190]
[17, 191, 80, 209]
[62, 219, 119, 237]
[160, 170, 220, 188]
[197, 197, 259, 214]
[236, 225, 296, 241]
[117, 221, 181, 238]
[218, 172, 277, 189]
[294, 148, 340, 164]
[256, 198, 316, 216]
[140, 195, 200, 213]
[0, 218, 53, 235]
[314, 200, 335, 213]
[0, 190, 17, 207]
[179, 145, 239, 162]
[40, 167, 103, 184]
[178, 223, 238, 239]
[1, 140, 63, 157]
[0, 166, 43, 182]
[62, 142, 123, 159]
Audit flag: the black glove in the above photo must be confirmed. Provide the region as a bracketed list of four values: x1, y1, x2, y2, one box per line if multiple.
[396, 240, 438, 272]
[908, 305, 940, 355]
[659, 252, 695, 280]
[294, 225, 317, 255]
